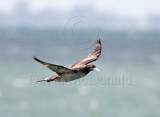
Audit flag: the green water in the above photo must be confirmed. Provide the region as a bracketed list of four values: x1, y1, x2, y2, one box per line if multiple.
[0, 63, 159, 117]
[0, 28, 160, 117]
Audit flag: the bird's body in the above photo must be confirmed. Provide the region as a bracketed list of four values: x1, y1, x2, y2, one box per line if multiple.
[44, 71, 87, 82]
[34, 39, 102, 82]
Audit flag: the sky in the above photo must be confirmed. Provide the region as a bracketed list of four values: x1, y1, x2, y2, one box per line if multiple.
[0, 0, 160, 19]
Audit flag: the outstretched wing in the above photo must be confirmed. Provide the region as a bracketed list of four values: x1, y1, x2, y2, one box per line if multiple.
[71, 39, 102, 69]
[33, 56, 75, 74]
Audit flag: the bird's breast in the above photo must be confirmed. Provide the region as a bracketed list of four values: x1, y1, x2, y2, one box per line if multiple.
[54, 71, 87, 82]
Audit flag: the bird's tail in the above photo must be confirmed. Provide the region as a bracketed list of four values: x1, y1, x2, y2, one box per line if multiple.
[37, 75, 58, 82]
[37, 79, 48, 82]
[37, 79, 53, 82]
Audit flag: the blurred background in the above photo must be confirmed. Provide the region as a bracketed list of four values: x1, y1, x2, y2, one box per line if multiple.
[0, 0, 160, 117]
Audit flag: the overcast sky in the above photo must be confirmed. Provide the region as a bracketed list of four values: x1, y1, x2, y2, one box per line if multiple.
[0, 0, 160, 19]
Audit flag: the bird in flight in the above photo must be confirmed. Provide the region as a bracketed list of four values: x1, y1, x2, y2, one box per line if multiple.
[34, 39, 102, 82]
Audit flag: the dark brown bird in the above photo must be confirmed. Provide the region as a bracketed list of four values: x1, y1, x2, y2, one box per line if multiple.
[34, 39, 102, 82]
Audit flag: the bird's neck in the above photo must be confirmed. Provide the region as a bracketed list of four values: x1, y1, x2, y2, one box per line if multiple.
[81, 68, 91, 74]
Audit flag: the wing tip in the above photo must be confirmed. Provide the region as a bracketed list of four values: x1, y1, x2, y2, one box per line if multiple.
[33, 56, 38, 60]
[33, 56, 41, 63]
[97, 39, 101, 44]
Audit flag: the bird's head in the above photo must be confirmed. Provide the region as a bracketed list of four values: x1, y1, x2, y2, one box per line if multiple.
[86, 64, 100, 72]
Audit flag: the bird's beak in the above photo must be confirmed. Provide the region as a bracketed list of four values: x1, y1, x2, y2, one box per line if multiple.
[93, 67, 100, 72]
